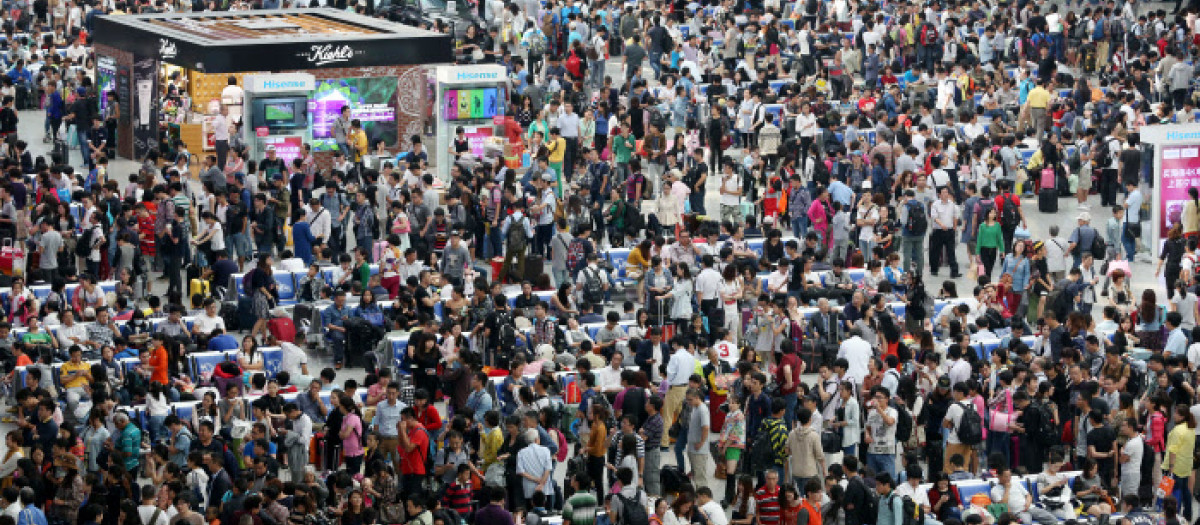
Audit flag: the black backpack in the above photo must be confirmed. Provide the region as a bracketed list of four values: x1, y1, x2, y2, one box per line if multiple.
[495, 311, 516, 355]
[999, 194, 1021, 229]
[1094, 138, 1113, 168]
[614, 489, 648, 525]
[1032, 400, 1060, 447]
[955, 401, 984, 445]
[1091, 231, 1107, 260]
[899, 495, 923, 525]
[891, 398, 914, 443]
[905, 200, 928, 235]
[854, 477, 880, 525]
[581, 267, 605, 305]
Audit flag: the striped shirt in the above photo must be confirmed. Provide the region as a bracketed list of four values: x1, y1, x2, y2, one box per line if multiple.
[642, 413, 664, 448]
[756, 485, 782, 525]
[442, 480, 473, 516]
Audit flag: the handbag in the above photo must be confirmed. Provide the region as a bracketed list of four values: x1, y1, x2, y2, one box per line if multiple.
[821, 429, 841, 453]
[989, 389, 1014, 432]
[484, 462, 506, 486]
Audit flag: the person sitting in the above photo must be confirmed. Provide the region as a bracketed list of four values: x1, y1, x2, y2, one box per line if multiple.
[206, 329, 238, 352]
[192, 298, 226, 346]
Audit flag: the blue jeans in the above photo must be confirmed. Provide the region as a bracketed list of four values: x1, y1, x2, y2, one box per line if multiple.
[1172, 473, 1193, 520]
[791, 215, 808, 240]
[228, 232, 252, 261]
[842, 444, 857, 457]
[149, 415, 167, 444]
[867, 452, 896, 479]
[487, 225, 503, 260]
[1123, 227, 1138, 261]
[77, 128, 89, 166]
[648, 51, 663, 79]
[987, 430, 1011, 467]
[689, 192, 706, 216]
[783, 391, 798, 429]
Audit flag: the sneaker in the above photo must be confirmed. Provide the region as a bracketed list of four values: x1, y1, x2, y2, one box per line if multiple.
[1078, 203, 1090, 210]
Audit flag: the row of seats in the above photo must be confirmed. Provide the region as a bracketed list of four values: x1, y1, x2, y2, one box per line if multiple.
[13, 346, 285, 393]
[230, 265, 382, 306]
[0, 280, 119, 309]
[114, 388, 371, 439]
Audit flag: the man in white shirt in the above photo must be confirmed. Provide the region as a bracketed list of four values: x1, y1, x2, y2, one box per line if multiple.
[221, 76, 245, 123]
[1044, 225, 1070, 282]
[663, 338, 697, 429]
[1118, 418, 1144, 498]
[894, 465, 940, 525]
[307, 198, 331, 247]
[697, 487, 729, 525]
[212, 105, 231, 170]
[280, 341, 311, 386]
[596, 352, 625, 393]
[55, 309, 87, 349]
[837, 327, 872, 384]
[947, 346, 973, 386]
[191, 299, 226, 340]
[942, 383, 975, 473]
[138, 484, 177, 525]
[929, 187, 961, 278]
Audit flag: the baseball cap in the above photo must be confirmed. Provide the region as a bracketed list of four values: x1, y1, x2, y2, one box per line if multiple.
[937, 376, 951, 389]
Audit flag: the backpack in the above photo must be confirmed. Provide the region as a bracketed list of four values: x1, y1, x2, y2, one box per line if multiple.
[567, 238, 587, 275]
[76, 226, 98, 258]
[905, 200, 928, 235]
[1124, 360, 1147, 397]
[614, 489, 649, 525]
[920, 24, 938, 46]
[891, 398, 914, 442]
[974, 200, 995, 232]
[495, 311, 517, 356]
[581, 266, 605, 305]
[1032, 400, 1060, 447]
[565, 50, 583, 78]
[1089, 228, 1108, 260]
[507, 217, 528, 252]
[528, 30, 547, 56]
[648, 108, 666, 131]
[898, 495, 923, 525]
[854, 477, 881, 525]
[955, 401, 984, 445]
[1094, 138, 1113, 168]
[999, 194, 1021, 229]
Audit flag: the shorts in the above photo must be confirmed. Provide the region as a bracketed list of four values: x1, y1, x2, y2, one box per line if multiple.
[725, 448, 742, 461]
[228, 232, 252, 259]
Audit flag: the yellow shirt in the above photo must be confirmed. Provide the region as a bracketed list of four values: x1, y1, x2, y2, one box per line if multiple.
[60, 361, 90, 389]
[350, 130, 368, 162]
[1026, 87, 1051, 109]
[546, 137, 566, 164]
[1165, 423, 1196, 477]
[480, 426, 503, 469]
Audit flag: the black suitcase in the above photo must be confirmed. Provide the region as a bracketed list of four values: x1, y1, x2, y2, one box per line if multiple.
[1057, 174, 1072, 197]
[524, 254, 545, 282]
[237, 296, 256, 328]
[220, 301, 239, 332]
[1038, 188, 1058, 213]
[660, 465, 688, 495]
[51, 140, 68, 166]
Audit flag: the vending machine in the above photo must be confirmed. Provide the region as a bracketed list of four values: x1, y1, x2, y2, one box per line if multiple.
[242, 73, 315, 169]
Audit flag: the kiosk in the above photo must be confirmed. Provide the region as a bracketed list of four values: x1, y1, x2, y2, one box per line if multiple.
[1140, 124, 1200, 251]
[433, 64, 509, 178]
[242, 74, 315, 166]
[93, 8, 453, 161]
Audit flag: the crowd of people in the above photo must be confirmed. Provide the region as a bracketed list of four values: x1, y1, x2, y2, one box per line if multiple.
[0, 1, 1199, 525]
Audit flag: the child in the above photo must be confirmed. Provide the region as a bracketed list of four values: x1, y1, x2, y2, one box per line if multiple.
[362, 432, 383, 478]
[441, 463, 473, 516]
[830, 201, 852, 265]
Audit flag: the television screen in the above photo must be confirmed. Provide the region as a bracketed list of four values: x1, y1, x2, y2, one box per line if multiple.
[309, 78, 399, 151]
[443, 88, 503, 121]
[264, 103, 295, 122]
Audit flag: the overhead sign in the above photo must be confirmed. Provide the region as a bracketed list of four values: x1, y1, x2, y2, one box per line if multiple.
[437, 64, 507, 85]
[246, 73, 315, 94]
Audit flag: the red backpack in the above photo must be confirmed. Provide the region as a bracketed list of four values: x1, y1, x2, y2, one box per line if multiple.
[566, 50, 583, 78]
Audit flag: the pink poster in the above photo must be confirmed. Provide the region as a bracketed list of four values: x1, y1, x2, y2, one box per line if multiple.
[261, 136, 305, 165]
[1160, 145, 1200, 239]
[464, 127, 493, 157]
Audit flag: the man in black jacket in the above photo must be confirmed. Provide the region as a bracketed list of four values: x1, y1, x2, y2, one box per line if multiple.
[842, 456, 871, 525]
[922, 376, 953, 475]
[634, 327, 669, 379]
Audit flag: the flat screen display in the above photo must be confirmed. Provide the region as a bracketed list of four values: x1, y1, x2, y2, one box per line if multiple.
[309, 77, 398, 151]
[264, 103, 296, 122]
[443, 88, 500, 120]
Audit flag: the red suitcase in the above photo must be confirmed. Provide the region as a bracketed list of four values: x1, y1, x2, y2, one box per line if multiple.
[268, 317, 296, 343]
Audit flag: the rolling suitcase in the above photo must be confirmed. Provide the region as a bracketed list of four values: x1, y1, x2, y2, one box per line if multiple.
[1038, 188, 1058, 213]
[51, 140, 68, 166]
[220, 301, 239, 332]
[523, 254, 545, 282]
[237, 296, 257, 328]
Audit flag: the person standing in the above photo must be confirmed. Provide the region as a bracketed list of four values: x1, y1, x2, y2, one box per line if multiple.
[212, 105, 230, 170]
[558, 102, 580, 181]
[685, 388, 712, 489]
[333, 105, 353, 160]
[929, 187, 961, 278]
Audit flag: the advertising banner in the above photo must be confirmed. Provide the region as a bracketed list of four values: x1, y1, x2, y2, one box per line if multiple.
[261, 136, 305, 165]
[309, 77, 398, 151]
[1159, 145, 1200, 239]
[463, 127, 493, 157]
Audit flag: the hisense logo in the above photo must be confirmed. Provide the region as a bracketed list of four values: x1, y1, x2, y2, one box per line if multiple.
[300, 44, 357, 66]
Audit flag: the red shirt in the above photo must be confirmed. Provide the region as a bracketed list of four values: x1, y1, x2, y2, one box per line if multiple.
[149, 346, 169, 385]
[995, 193, 1021, 215]
[756, 485, 782, 525]
[417, 404, 443, 433]
[401, 422, 430, 475]
[776, 354, 802, 395]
